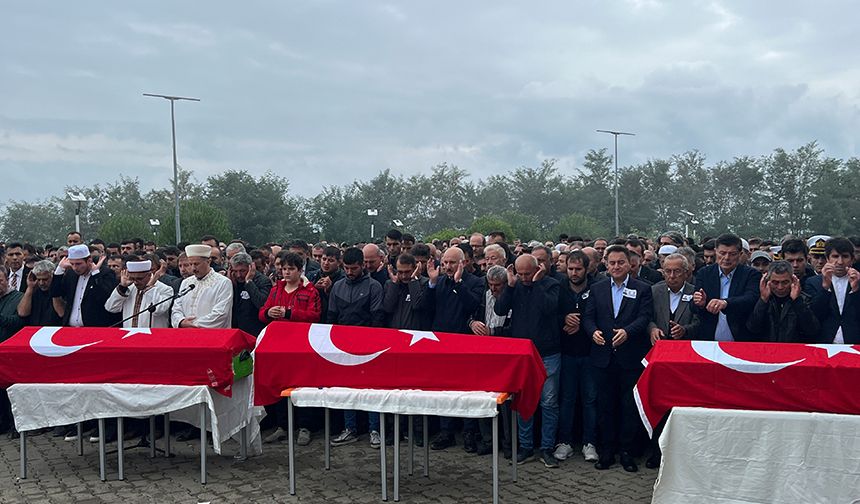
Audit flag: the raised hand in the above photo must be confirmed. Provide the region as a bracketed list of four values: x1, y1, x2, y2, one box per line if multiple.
[91, 255, 106, 273]
[58, 257, 72, 270]
[246, 262, 257, 283]
[692, 288, 707, 307]
[388, 265, 398, 284]
[532, 262, 547, 283]
[848, 268, 860, 294]
[454, 259, 465, 283]
[760, 275, 771, 302]
[427, 258, 439, 283]
[821, 263, 835, 291]
[119, 269, 132, 287]
[26, 272, 37, 291]
[506, 264, 517, 287]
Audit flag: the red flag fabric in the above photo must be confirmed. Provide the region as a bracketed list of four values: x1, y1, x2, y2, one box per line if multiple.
[634, 340, 860, 436]
[0, 326, 256, 396]
[253, 322, 547, 419]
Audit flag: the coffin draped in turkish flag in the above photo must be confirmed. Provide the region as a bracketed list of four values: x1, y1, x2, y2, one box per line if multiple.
[253, 322, 547, 419]
[634, 340, 860, 436]
[0, 326, 256, 396]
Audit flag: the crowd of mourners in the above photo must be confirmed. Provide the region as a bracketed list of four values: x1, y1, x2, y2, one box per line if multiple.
[0, 227, 856, 473]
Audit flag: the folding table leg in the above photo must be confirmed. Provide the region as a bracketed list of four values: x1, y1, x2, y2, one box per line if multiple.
[117, 417, 124, 481]
[422, 415, 429, 477]
[98, 418, 106, 482]
[199, 404, 207, 485]
[149, 416, 156, 458]
[239, 425, 248, 460]
[511, 410, 517, 482]
[380, 412, 387, 501]
[492, 415, 499, 504]
[324, 407, 330, 470]
[164, 413, 171, 457]
[394, 413, 400, 502]
[407, 416, 413, 476]
[77, 422, 84, 456]
[19, 431, 26, 479]
[288, 399, 295, 496]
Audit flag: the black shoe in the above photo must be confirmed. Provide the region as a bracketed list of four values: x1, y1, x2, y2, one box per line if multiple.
[502, 443, 512, 460]
[476, 441, 493, 456]
[463, 432, 477, 453]
[516, 448, 534, 465]
[645, 454, 661, 469]
[540, 449, 559, 468]
[430, 431, 455, 450]
[413, 433, 424, 448]
[175, 427, 199, 442]
[620, 452, 638, 472]
[594, 456, 615, 470]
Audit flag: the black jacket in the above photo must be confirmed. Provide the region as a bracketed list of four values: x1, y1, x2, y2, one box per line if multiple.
[804, 275, 860, 344]
[557, 278, 593, 357]
[382, 277, 433, 330]
[746, 294, 820, 343]
[327, 272, 384, 327]
[693, 264, 761, 341]
[50, 266, 120, 327]
[582, 276, 653, 370]
[494, 276, 561, 357]
[430, 272, 484, 334]
[232, 271, 273, 336]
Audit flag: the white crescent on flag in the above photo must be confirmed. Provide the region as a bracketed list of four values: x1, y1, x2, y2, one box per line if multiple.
[29, 326, 102, 357]
[690, 341, 805, 374]
[308, 323, 389, 366]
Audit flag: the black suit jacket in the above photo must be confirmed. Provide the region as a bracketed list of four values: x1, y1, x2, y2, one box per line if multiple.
[51, 266, 120, 327]
[7, 267, 32, 294]
[803, 275, 860, 344]
[693, 264, 761, 341]
[582, 277, 653, 369]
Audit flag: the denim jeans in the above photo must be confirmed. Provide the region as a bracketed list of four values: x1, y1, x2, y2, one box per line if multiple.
[519, 353, 560, 451]
[557, 354, 598, 446]
[344, 410, 380, 432]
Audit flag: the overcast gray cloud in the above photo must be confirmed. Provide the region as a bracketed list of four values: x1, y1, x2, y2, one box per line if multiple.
[1, 1, 858, 205]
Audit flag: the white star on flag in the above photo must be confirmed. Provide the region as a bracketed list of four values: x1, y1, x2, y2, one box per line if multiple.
[807, 344, 860, 358]
[399, 330, 440, 346]
[121, 328, 152, 339]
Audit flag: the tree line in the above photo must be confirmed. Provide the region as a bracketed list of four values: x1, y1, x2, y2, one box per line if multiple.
[2, 141, 856, 246]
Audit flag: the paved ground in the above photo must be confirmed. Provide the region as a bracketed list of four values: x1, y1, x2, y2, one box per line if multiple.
[0, 430, 655, 503]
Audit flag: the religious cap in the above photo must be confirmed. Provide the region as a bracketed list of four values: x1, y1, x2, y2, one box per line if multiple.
[658, 245, 678, 255]
[185, 244, 212, 258]
[67, 244, 90, 260]
[750, 250, 772, 263]
[126, 260, 151, 273]
[741, 238, 750, 252]
[806, 235, 830, 256]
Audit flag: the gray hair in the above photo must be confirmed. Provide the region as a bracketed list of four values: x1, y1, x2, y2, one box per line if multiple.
[486, 265, 507, 283]
[229, 252, 253, 267]
[768, 260, 793, 276]
[32, 260, 55, 275]
[675, 247, 696, 270]
[663, 253, 690, 271]
[57, 246, 69, 253]
[225, 243, 246, 256]
[484, 244, 507, 261]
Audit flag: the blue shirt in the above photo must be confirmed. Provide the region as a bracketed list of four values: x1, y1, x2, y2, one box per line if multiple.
[715, 268, 734, 341]
[611, 275, 629, 318]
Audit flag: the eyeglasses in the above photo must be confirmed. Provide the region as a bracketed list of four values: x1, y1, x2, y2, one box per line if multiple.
[663, 269, 686, 277]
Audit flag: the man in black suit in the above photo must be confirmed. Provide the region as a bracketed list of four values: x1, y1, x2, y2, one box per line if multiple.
[626, 238, 664, 285]
[582, 245, 653, 472]
[4, 242, 31, 294]
[692, 233, 761, 341]
[50, 244, 120, 328]
[803, 237, 860, 344]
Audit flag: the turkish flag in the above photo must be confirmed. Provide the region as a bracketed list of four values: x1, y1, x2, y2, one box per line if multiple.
[0, 326, 256, 396]
[634, 340, 860, 436]
[253, 322, 547, 419]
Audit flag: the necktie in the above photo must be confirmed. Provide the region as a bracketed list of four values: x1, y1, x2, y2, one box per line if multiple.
[10, 272, 18, 291]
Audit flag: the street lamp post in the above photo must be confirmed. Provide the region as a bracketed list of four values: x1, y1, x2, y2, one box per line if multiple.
[597, 129, 635, 237]
[367, 209, 378, 240]
[143, 93, 200, 244]
[67, 192, 87, 233]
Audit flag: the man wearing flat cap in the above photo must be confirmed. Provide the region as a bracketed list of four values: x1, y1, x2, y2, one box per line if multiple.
[171, 244, 233, 329]
[51, 244, 120, 327]
[105, 257, 174, 328]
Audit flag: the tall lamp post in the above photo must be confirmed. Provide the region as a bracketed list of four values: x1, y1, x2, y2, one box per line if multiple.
[143, 93, 200, 244]
[596, 129, 635, 237]
[367, 209, 378, 240]
[67, 192, 87, 233]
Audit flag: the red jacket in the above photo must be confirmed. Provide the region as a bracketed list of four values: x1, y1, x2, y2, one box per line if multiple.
[259, 278, 322, 324]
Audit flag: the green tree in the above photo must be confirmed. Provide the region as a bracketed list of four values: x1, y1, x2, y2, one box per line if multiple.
[551, 213, 609, 241]
[157, 200, 231, 245]
[99, 214, 154, 244]
[468, 215, 516, 242]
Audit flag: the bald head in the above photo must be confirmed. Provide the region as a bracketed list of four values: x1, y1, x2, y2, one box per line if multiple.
[514, 254, 538, 285]
[441, 246, 465, 277]
[363, 243, 384, 271]
[581, 247, 602, 274]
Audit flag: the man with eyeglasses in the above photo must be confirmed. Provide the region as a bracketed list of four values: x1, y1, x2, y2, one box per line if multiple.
[692, 233, 761, 341]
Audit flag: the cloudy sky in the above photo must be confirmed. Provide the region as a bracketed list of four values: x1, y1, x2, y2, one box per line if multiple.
[1, 1, 858, 205]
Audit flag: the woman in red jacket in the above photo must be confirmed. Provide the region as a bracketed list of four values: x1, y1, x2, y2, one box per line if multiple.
[259, 251, 322, 324]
